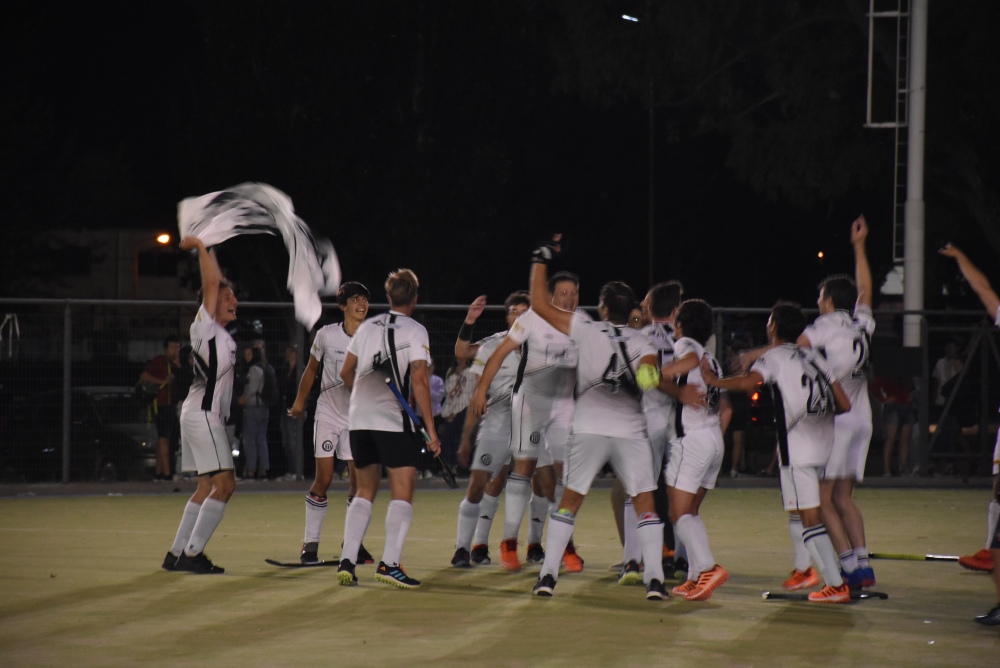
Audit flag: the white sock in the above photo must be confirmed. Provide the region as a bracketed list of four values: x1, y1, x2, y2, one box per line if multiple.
[788, 514, 811, 572]
[456, 498, 480, 551]
[637, 512, 665, 583]
[987, 499, 1000, 549]
[382, 500, 413, 566]
[541, 509, 575, 580]
[528, 493, 548, 545]
[839, 549, 858, 573]
[803, 524, 844, 586]
[674, 514, 712, 577]
[623, 498, 641, 563]
[690, 515, 716, 574]
[473, 493, 500, 546]
[185, 498, 226, 555]
[304, 492, 328, 545]
[503, 474, 531, 541]
[853, 546, 870, 569]
[169, 500, 201, 555]
[341, 497, 373, 564]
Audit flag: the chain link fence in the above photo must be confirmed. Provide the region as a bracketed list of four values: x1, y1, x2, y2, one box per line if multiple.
[1, 298, 997, 483]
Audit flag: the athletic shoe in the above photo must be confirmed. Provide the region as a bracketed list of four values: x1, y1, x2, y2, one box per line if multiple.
[161, 551, 179, 571]
[525, 543, 545, 564]
[337, 559, 358, 586]
[685, 565, 730, 601]
[300, 542, 320, 565]
[808, 583, 851, 603]
[357, 542, 375, 565]
[858, 566, 876, 588]
[375, 561, 421, 589]
[645, 578, 668, 601]
[451, 547, 472, 568]
[617, 560, 643, 586]
[841, 568, 866, 590]
[533, 573, 556, 597]
[175, 551, 225, 574]
[974, 603, 1000, 626]
[782, 567, 820, 591]
[672, 580, 698, 597]
[470, 544, 491, 565]
[562, 543, 585, 573]
[500, 538, 521, 572]
[662, 549, 676, 580]
[959, 548, 994, 573]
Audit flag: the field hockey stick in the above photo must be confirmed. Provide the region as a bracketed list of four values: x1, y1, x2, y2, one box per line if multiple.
[384, 377, 459, 489]
[867, 552, 959, 562]
[762, 590, 889, 601]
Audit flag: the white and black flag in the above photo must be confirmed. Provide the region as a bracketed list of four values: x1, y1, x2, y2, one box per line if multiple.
[178, 182, 341, 329]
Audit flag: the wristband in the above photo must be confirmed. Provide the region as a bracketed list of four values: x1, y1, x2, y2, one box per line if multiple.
[458, 321, 474, 342]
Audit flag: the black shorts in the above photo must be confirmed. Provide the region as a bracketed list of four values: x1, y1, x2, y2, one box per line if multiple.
[350, 430, 422, 469]
[155, 407, 179, 440]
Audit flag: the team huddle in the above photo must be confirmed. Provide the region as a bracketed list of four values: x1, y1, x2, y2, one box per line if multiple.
[160, 217, 1000, 623]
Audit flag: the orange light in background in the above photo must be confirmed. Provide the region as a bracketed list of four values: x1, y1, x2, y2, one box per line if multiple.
[156, 233, 171, 245]
[751, 391, 759, 402]
[817, 251, 824, 259]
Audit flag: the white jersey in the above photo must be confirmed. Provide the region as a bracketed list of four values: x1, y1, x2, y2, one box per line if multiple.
[182, 304, 237, 421]
[671, 337, 722, 436]
[310, 323, 352, 429]
[802, 305, 874, 408]
[568, 313, 657, 439]
[346, 310, 432, 432]
[641, 321, 676, 412]
[506, 308, 577, 399]
[752, 343, 838, 467]
[471, 331, 520, 433]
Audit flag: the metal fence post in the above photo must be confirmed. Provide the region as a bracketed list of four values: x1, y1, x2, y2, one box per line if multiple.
[62, 301, 72, 483]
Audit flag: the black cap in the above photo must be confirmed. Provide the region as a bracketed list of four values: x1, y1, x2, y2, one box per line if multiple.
[337, 281, 371, 306]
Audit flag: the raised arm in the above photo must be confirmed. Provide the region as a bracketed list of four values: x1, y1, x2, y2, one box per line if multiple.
[180, 237, 222, 315]
[851, 215, 873, 309]
[939, 243, 1000, 317]
[455, 295, 487, 361]
[528, 235, 573, 336]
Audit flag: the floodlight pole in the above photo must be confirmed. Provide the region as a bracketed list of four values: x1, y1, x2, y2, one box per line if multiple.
[903, 0, 928, 347]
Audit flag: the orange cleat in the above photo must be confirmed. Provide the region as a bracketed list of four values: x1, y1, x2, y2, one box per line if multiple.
[685, 565, 730, 601]
[958, 548, 994, 573]
[808, 583, 851, 603]
[500, 538, 521, 572]
[782, 567, 821, 591]
[562, 543, 585, 573]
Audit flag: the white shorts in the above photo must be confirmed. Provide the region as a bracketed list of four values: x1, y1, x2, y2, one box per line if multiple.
[780, 465, 824, 512]
[314, 419, 352, 460]
[180, 410, 234, 475]
[470, 428, 514, 477]
[565, 433, 656, 498]
[664, 427, 723, 494]
[992, 430, 999, 476]
[824, 406, 873, 481]
[510, 391, 573, 463]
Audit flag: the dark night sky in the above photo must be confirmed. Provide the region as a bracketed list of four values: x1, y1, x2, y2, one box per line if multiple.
[4, 1, 998, 309]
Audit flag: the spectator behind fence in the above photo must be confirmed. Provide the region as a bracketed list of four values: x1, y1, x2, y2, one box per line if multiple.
[280, 344, 305, 481]
[931, 339, 963, 421]
[140, 334, 181, 481]
[872, 374, 916, 477]
[439, 356, 475, 475]
[238, 344, 270, 481]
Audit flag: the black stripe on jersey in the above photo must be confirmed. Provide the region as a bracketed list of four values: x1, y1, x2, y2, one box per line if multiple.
[674, 373, 688, 439]
[512, 341, 529, 394]
[770, 382, 790, 466]
[201, 335, 218, 412]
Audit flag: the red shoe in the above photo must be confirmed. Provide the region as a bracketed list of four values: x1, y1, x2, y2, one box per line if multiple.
[672, 580, 698, 597]
[500, 538, 521, 572]
[808, 583, 850, 603]
[958, 548, 994, 573]
[562, 543, 585, 573]
[782, 567, 820, 591]
[685, 565, 730, 601]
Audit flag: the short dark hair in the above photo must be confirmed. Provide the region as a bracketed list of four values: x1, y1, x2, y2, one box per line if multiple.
[163, 334, 180, 349]
[647, 280, 684, 319]
[245, 344, 263, 365]
[548, 271, 579, 294]
[818, 274, 857, 311]
[770, 301, 807, 343]
[675, 299, 713, 345]
[337, 281, 371, 306]
[504, 290, 530, 311]
[599, 281, 636, 324]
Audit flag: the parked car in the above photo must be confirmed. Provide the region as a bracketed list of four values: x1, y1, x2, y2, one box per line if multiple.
[0, 386, 157, 482]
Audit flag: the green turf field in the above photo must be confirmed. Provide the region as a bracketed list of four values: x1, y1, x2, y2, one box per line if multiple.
[1, 487, 997, 666]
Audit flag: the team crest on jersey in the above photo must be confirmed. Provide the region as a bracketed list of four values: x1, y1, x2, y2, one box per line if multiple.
[322, 440, 334, 452]
[530, 432, 541, 445]
[480, 454, 493, 466]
